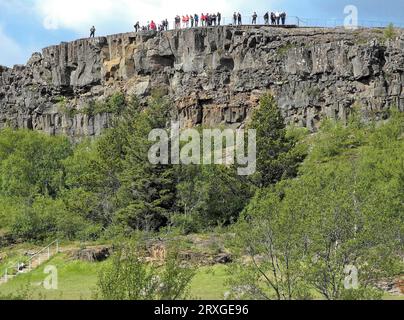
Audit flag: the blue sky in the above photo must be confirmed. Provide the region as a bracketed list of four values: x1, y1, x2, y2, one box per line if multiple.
[1, 0, 404, 66]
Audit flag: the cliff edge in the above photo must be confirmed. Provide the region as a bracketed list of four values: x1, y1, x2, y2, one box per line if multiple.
[1, 26, 404, 137]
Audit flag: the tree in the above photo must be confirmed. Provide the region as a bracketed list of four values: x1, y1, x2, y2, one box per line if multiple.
[115, 94, 177, 231]
[228, 182, 313, 300]
[248, 93, 307, 188]
[175, 164, 253, 231]
[229, 111, 403, 300]
[0, 129, 72, 198]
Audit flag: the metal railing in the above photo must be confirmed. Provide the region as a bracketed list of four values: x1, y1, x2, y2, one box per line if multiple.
[1, 239, 59, 284]
[169, 15, 296, 29]
[28, 239, 59, 271]
[293, 16, 404, 28]
[141, 15, 404, 32]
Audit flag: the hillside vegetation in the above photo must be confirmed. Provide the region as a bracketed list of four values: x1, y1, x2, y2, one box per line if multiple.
[0, 93, 403, 300]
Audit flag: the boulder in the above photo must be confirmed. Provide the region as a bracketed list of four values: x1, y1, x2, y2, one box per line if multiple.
[214, 253, 233, 264]
[72, 246, 111, 262]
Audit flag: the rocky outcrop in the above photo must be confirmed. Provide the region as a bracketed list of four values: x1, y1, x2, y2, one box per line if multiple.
[70, 246, 111, 262]
[1, 26, 404, 137]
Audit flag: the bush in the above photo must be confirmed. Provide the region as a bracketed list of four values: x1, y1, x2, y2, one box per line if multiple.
[168, 213, 202, 235]
[96, 243, 195, 300]
[384, 23, 396, 40]
[11, 196, 92, 242]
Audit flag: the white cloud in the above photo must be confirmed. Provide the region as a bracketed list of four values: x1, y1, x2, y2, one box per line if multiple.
[33, 0, 250, 33]
[0, 26, 25, 66]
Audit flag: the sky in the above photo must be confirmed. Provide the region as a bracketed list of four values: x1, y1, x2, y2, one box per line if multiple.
[1, 0, 404, 66]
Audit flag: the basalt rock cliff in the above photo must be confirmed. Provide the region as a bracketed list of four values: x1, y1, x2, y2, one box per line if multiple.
[1, 26, 404, 137]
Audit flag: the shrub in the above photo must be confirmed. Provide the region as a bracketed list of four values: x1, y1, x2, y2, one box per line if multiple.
[384, 23, 396, 40]
[96, 243, 195, 300]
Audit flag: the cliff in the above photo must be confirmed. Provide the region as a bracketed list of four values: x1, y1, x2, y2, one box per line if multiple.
[1, 26, 404, 137]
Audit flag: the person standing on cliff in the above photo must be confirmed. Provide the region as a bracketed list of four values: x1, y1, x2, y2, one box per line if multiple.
[134, 21, 140, 32]
[280, 12, 287, 25]
[90, 26, 96, 38]
[252, 12, 258, 24]
[175, 15, 180, 29]
[275, 11, 281, 25]
[237, 12, 242, 26]
[233, 12, 237, 25]
[190, 14, 194, 28]
[217, 12, 221, 26]
[194, 14, 199, 27]
[212, 13, 217, 26]
[270, 12, 276, 25]
[264, 12, 269, 25]
[206, 14, 211, 27]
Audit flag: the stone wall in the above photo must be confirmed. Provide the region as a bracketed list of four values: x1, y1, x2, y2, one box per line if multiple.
[1, 26, 404, 137]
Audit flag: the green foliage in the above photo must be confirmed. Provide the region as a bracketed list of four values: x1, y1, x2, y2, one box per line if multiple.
[1, 91, 402, 308]
[0, 129, 72, 198]
[11, 196, 93, 241]
[0, 284, 32, 300]
[175, 164, 253, 231]
[276, 43, 296, 57]
[114, 94, 177, 231]
[230, 110, 404, 300]
[228, 181, 314, 300]
[82, 93, 126, 116]
[384, 23, 396, 40]
[57, 96, 78, 118]
[248, 93, 308, 187]
[96, 242, 195, 300]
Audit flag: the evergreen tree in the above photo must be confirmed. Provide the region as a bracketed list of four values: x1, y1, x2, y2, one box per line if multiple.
[248, 93, 307, 187]
[115, 94, 177, 231]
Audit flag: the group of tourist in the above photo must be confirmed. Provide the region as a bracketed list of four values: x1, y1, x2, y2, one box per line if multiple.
[134, 19, 169, 32]
[174, 13, 222, 29]
[89, 10, 288, 37]
[251, 11, 287, 25]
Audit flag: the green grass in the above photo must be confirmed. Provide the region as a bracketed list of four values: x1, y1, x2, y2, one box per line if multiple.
[0, 249, 401, 301]
[0, 254, 229, 300]
[190, 265, 229, 300]
[0, 254, 105, 300]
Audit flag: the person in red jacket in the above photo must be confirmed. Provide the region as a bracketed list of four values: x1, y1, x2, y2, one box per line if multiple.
[150, 20, 157, 31]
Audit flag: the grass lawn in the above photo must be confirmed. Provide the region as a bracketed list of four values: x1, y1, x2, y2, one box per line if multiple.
[190, 265, 229, 300]
[0, 254, 104, 300]
[0, 252, 401, 301]
[0, 254, 229, 300]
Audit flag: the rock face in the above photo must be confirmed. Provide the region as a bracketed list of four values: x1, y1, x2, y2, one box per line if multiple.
[1, 26, 404, 137]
